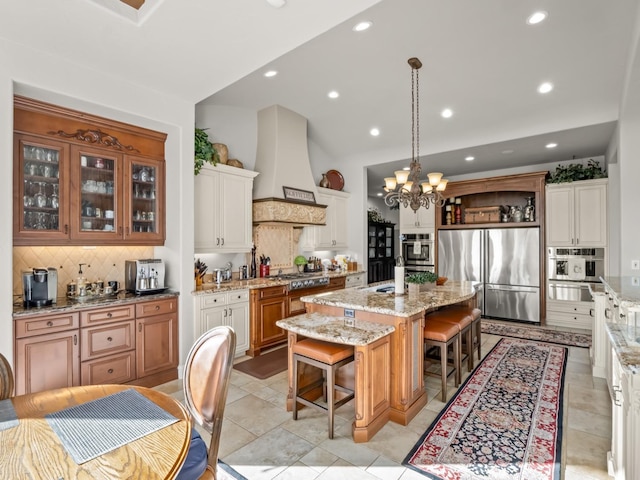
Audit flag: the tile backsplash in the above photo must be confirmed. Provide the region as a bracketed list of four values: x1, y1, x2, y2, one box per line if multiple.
[13, 246, 153, 299]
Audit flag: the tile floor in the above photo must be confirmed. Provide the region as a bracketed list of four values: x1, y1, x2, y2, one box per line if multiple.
[156, 329, 612, 480]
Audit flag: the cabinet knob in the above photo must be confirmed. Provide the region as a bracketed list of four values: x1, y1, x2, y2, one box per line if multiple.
[589, 308, 594, 317]
[107, 312, 112, 318]
[107, 336, 113, 342]
[64, 224, 69, 234]
[155, 305, 160, 310]
[74, 334, 77, 345]
[221, 238, 224, 246]
[108, 369, 114, 374]
[216, 238, 220, 246]
[47, 321, 53, 327]
[138, 323, 142, 332]
[228, 307, 232, 316]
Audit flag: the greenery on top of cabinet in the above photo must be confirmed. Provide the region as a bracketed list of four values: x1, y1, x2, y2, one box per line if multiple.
[194, 127, 219, 175]
[547, 159, 607, 184]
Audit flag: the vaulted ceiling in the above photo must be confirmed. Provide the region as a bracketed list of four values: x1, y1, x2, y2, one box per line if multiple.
[2, 0, 638, 194]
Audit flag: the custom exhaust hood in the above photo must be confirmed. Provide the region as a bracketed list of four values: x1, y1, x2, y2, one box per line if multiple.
[252, 105, 326, 226]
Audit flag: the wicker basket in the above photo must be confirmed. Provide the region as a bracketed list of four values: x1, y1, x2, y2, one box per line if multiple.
[464, 206, 501, 224]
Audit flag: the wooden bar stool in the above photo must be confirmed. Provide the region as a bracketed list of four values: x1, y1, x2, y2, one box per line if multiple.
[423, 320, 460, 402]
[292, 338, 355, 439]
[441, 306, 482, 366]
[430, 307, 475, 371]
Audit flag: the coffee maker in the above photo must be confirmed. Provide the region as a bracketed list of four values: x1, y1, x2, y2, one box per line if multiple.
[22, 267, 58, 307]
[125, 259, 166, 294]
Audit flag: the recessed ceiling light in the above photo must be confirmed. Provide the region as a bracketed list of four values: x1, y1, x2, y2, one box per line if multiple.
[266, 0, 286, 8]
[441, 108, 453, 118]
[546, 143, 558, 149]
[376, 192, 383, 197]
[403, 167, 410, 171]
[538, 82, 553, 94]
[264, 70, 278, 78]
[370, 127, 380, 136]
[353, 21, 372, 32]
[465, 156, 475, 161]
[527, 11, 547, 25]
[502, 149, 514, 154]
[328, 90, 339, 99]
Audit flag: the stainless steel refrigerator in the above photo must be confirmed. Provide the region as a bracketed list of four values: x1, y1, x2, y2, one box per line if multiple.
[438, 228, 540, 323]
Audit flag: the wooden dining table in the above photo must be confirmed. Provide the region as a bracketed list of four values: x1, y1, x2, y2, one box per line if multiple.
[0, 384, 191, 479]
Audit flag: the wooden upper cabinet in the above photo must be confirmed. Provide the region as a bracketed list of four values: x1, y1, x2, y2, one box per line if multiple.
[13, 95, 167, 246]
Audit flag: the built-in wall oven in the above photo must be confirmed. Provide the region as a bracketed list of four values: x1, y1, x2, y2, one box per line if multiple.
[401, 233, 434, 274]
[547, 247, 605, 301]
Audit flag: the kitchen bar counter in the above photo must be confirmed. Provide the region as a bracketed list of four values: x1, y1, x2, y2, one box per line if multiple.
[299, 280, 478, 428]
[600, 275, 640, 304]
[192, 269, 366, 296]
[606, 322, 640, 374]
[276, 312, 395, 345]
[300, 280, 477, 316]
[277, 312, 395, 442]
[13, 290, 179, 318]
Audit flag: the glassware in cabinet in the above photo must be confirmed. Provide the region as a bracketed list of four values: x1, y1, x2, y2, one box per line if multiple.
[14, 135, 69, 242]
[69, 145, 122, 240]
[126, 157, 164, 243]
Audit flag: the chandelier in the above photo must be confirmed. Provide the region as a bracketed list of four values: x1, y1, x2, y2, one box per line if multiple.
[384, 57, 447, 212]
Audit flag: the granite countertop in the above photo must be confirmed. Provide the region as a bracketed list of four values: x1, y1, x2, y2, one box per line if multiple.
[13, 290, 180, 318]
[277, 312, 395, 346]
[606, 322, 640, 374]
[300, 280, 477, 317]
[600, 276, 640, 305]
[191, 270, 367, 296]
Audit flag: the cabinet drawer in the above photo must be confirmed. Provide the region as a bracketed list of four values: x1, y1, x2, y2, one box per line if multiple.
[136, 297, 177, 317]
[346, 274, 365, 287]
[547, 300, 593, 316]
[15, 312, 79, 338]
[81, 351, 136, 385]
[81, 320, 135, 360]
[228, 290, 249, 304]
[200, 292, 228, 308]
[257, 286, 287, 300]
[80, 304, 136, 327]
[328, 277, 346, 289]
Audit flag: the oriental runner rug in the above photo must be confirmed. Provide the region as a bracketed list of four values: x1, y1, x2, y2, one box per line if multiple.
[482, 318, 592, 348]
[404, 338, 567, 480]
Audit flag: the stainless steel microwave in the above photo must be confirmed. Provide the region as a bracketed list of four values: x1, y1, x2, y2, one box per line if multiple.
[547, 247, 604, 282]
[401, 233, 434, 267]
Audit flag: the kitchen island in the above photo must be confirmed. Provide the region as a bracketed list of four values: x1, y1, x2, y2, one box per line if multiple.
[296, 281, 478, 428]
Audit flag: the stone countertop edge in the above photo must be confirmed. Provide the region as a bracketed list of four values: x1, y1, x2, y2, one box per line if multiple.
[191, 270, 367, 296]
[13, 290, 180, 318]
[276, 312, 395, 346]
[605, 322, 640, 375]
[600, 276, 640, 305]
[299, 281, 477, 318]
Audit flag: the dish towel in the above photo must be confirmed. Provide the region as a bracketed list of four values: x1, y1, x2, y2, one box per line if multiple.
[568, 257, 586, 280]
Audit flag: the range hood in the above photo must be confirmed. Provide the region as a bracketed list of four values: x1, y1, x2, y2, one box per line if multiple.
[252, 105, 326, 226]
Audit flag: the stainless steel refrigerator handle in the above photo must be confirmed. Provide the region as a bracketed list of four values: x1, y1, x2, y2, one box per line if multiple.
[481, 229, 487, 285]
[486, 284, 538, 293]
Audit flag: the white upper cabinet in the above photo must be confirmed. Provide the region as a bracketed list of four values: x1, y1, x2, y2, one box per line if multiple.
[399, 203, 435, 234]
[301, 187, 350, 250]
[194, 163, 259, 253]
[546, 178, 608, 247]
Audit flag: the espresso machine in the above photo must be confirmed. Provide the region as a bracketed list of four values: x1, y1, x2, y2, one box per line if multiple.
[22, 267, 58, 307]
[125, 259, 166, 294]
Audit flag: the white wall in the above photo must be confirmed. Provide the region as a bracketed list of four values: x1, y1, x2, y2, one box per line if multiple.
[619, 5, 640, 276]
[1, 39, 197, 371]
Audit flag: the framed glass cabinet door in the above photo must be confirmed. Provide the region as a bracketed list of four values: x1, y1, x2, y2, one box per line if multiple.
[70, 146, 122, 241]
[14, 134, 70, 243]
[125, 156, 165, 244]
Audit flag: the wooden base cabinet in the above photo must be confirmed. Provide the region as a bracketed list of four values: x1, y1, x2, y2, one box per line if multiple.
[248, 285, 288, 357]
[135, 298, 179, 381]
[14, 311, 80, 396]
[14, 295, 179, 395]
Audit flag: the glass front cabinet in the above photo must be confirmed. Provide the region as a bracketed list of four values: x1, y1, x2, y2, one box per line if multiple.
[13, 96, 166, 246]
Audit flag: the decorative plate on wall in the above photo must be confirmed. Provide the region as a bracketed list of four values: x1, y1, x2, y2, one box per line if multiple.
[326, 169, 344, 191]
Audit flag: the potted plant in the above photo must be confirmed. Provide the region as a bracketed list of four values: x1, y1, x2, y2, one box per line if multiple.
[194, 127, 220, 175]
[406, 271, 439, 295]
[547, 159, 606, 184]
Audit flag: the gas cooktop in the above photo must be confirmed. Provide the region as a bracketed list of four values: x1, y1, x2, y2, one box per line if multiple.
[265, 272, 329, 290]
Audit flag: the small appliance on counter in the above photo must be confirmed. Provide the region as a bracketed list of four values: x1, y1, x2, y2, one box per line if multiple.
[22, 267, 57, 307]
[125, 259, 166, 294]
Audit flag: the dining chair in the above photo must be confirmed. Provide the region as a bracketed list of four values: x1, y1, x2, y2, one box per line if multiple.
[177, 326, 236, 480]
[0, 353, 14, 400]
